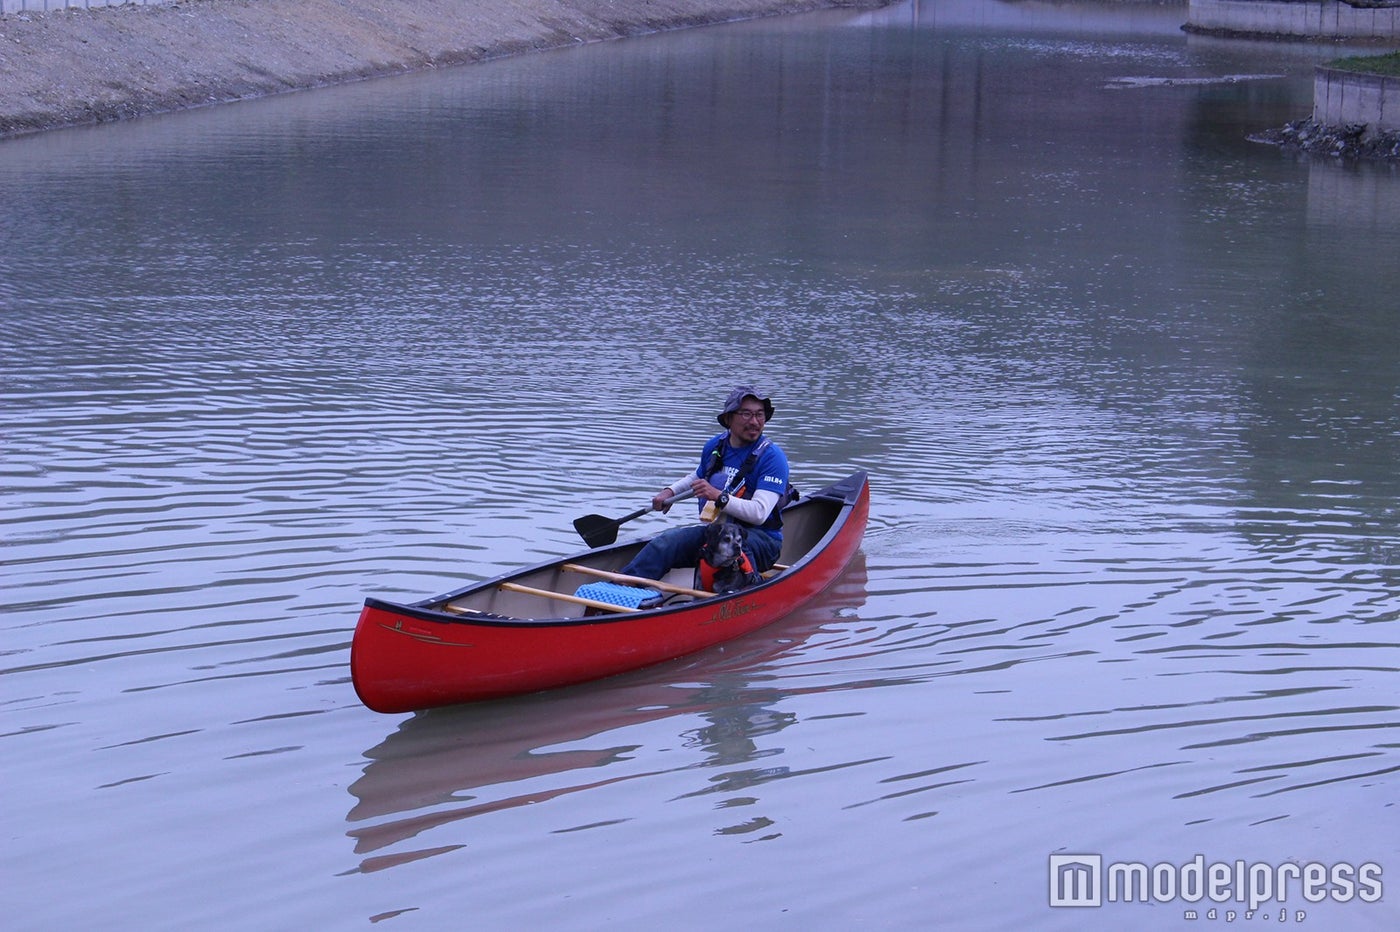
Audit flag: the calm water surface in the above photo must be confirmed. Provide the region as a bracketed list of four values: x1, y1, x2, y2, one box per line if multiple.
[2, 1, 1398, 928]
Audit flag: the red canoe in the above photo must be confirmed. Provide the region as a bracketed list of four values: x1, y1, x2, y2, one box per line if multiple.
[351, 471, 870, 713]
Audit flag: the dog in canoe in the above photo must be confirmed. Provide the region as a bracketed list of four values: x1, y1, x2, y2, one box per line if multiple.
[695, 521, 764, 595]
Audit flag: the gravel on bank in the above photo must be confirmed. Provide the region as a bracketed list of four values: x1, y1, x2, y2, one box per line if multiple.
[0, 0, 888, 138]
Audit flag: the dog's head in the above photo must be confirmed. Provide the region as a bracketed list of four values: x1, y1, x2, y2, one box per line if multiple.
[701, 521, 746, 570]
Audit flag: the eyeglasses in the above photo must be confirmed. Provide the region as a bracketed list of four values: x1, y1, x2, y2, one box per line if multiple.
[732, 409, 767, 421]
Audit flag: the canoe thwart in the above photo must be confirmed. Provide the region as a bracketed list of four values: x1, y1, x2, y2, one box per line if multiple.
[498, 580, 641, 613]
[439, 604, 515, 619]
[562, 563, 711, 599]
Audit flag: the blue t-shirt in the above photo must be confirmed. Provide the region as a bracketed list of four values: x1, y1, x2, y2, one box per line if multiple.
[693, 433, 790, 535]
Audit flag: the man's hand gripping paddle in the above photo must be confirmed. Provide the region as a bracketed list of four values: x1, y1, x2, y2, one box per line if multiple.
[572, 487, 699, 548]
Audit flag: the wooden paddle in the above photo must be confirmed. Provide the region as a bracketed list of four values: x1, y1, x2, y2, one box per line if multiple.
[573, 487, 697, 548]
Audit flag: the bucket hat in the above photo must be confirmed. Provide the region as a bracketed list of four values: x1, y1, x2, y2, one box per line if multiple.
[717, 385, 775, 426]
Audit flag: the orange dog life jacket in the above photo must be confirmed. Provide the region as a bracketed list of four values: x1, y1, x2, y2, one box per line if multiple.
[697, 550, 756, 592]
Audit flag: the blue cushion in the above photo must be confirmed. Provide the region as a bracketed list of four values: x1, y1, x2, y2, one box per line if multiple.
[575, 581, 662, 609]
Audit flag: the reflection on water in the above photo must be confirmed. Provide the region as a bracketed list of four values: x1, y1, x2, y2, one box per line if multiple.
[1307, 159, 1400, 233]
[347, 558, 868, 867]
[3, 1, 1399, 928]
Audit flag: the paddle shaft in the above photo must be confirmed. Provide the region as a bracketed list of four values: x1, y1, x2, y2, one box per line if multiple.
[640, 485, 697, 517]
[573, 486, 699, 547]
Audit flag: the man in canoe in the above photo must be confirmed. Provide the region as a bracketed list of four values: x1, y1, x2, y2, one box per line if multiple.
[619, 385, 792, 585]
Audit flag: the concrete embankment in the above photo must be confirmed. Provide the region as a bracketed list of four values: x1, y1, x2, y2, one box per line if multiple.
[1315, 64, 1400, 132]
[0, 0, 890, 138]
[1187, 0, 1400, 40]
[1252, 65, 1400, 159]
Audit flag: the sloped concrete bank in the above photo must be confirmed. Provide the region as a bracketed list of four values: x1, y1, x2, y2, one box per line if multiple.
[0, 0, 890, 139]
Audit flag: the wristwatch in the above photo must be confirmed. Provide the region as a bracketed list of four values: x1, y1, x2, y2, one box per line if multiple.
[716, 492, 730, 510]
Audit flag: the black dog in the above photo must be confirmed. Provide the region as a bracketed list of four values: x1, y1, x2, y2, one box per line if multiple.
[696, 521, 763, 594]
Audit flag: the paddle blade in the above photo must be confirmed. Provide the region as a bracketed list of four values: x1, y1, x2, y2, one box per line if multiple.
[573, 514, 621, 548]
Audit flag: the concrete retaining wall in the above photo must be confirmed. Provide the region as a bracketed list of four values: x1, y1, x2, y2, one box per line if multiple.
[2, 0, 165, 13]
[1314, 66, 1400, 133]
[1188, 0, 1400, 38]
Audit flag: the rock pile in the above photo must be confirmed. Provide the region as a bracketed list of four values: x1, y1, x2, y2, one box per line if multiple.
[1252, 119, 1400, 160]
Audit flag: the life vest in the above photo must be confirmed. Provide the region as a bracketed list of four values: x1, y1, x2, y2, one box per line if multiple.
[706, 437, 797, 532]
[696, 546, 757, 592]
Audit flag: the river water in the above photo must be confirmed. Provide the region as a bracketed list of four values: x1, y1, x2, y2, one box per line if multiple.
[3, 1, 1397, 928]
